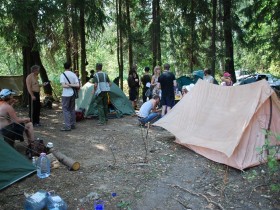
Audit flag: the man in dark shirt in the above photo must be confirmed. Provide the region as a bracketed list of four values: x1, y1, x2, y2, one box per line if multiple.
[158, 63, 177, 117]
[141, 66, 151, 103]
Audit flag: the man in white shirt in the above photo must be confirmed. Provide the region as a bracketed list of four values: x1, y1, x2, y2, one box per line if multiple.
[60, 62, 80, 131]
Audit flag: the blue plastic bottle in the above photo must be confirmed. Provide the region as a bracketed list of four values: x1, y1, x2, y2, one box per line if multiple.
[37, 153, 50, 178]
[94, 200, 104, 210]
[24, 190, 48, 210]
[47, 192, 67, 210]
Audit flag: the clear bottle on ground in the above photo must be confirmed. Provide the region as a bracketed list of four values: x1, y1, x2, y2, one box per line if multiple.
[32, 157, 36, 167]
[24, 190, 48, 210]
[47, 192, 67, 210]
[37, 153, 50, 178]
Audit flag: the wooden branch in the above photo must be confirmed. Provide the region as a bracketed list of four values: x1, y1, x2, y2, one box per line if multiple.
[249, 184, 266, 199]
[169, 184, 225, 210]
[172, 196, 189, 209]
[50, 149, 80, 171]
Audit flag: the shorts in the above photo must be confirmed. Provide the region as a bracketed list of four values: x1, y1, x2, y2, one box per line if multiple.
[160, 95, 175, 107]
[129, 88, 137, 101]
[1, 123, 25, 143]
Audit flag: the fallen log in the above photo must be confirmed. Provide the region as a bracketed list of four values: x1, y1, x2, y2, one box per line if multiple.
[50, 148, 80, 171]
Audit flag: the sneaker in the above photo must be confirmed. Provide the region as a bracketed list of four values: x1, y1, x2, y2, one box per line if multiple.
[71, 125, 76, 129]
[60, 127, 71, 131]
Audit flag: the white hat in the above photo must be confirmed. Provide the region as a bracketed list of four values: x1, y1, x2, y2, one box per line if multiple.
[0, 89, 15, 99]
[186, 83, 195, 92]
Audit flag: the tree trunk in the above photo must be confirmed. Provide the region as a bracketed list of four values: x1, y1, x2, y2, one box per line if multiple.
[223, 0, 236, 82]
[211, 0, 217, 76]
[63, 1, 71, 63]
[190, 0, 195, 72]
[22, 21, 51, 106]
[218, 0, 225, 73]
[71, 5, 79, 71]
[152, 0, 161, 68]
[125, 0, 133, 70]
[80, 0, 86, 85]
[116, 0, 124, 90]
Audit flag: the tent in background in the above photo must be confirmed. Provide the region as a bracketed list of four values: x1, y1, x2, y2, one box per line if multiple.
[154, 79, 280, 170]
[0, 136, 35, 190]
[0, 75, 23, 95]
[176, 76, 194, 91]
[76, 82, 135, 117]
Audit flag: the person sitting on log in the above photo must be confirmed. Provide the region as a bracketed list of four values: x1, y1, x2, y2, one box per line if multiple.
[0, 89, 35, 147]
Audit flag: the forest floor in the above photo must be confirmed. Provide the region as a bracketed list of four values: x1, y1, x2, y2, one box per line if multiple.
[0, 101, 279, 210]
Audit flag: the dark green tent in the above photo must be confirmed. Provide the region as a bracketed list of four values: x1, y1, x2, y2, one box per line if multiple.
[176, 76, 194, 91]
[76, 82, 135, 117]
[0, 136, 35, 190]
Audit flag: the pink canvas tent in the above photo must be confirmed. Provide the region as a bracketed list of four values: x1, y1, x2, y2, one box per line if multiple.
[154, 79, 280, 170]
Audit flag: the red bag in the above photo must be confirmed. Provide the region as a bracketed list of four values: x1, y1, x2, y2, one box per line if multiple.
[76, 109, 85, 121]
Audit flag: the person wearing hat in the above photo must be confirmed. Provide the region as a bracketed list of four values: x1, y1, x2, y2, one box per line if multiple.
[0, 89, 35, 147]
[221, 72, 233, 86]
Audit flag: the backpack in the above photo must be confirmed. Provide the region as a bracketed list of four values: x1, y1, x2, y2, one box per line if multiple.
[26, 138, 48, 159]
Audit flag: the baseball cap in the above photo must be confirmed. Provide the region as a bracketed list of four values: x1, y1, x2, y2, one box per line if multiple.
[0, 89, 15, 99]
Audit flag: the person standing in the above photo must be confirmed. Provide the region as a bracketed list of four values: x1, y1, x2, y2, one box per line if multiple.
[26, 65, 47, 127]
[203, 68, 214, 83]
[60, 62, 80, 131]
[141, 66, 152, 103]
[128, 69, 140, 109]
[158, 63, 177, 117]
[151, 66, 161, 96]
[93, 63, 111, 126]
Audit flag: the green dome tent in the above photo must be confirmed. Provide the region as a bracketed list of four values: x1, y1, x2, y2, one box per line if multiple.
[75, 82, 135, 117]
[0, 136, 35, 190]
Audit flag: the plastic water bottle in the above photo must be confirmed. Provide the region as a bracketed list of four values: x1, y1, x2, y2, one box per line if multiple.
[94, 200, 104, 210]
[37, 153, 50, 178]
[47, 192, 67, 210]
[24, 190, 48, 210]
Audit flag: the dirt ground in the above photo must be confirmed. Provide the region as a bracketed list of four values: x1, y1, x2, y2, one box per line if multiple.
[0, 102, 279, 210]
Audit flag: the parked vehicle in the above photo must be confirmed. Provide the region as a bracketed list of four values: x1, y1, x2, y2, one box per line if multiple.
[234, 73, 280, 97]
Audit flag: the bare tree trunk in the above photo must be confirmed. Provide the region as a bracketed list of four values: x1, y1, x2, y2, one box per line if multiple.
[223, 0, 235, 82]
[211, 0, 217, 76]
[152, 0, 161, 68]
[125, 0, 133, 70]
[22, 20, 51, 106]
[116, 0, 124, 90]
[80, 0, 86, 85]
[71, 5, 79, 71]
[63, 1, 71, 63]
[190, 0, 195, 72]
[218, 0, 224, 73]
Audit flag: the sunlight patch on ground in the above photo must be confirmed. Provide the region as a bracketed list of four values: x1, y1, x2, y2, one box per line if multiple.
[95, 144, 107, 151]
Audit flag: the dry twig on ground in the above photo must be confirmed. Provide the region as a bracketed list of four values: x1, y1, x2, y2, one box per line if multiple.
[169, 184, 225, 210]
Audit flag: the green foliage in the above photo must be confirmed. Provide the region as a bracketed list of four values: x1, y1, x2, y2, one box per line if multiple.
[117, 200, 132, 210]
[257, 130, 280, 192]
[0, 0, 279, 81]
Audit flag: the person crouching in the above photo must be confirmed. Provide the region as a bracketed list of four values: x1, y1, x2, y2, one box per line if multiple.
[138, 95, 161, 126]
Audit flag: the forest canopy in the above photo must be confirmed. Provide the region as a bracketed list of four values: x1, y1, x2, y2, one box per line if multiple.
[0, 0, 279, 94]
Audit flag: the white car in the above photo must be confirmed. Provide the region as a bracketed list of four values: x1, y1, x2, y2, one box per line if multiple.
[234, 73, 280, 87]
